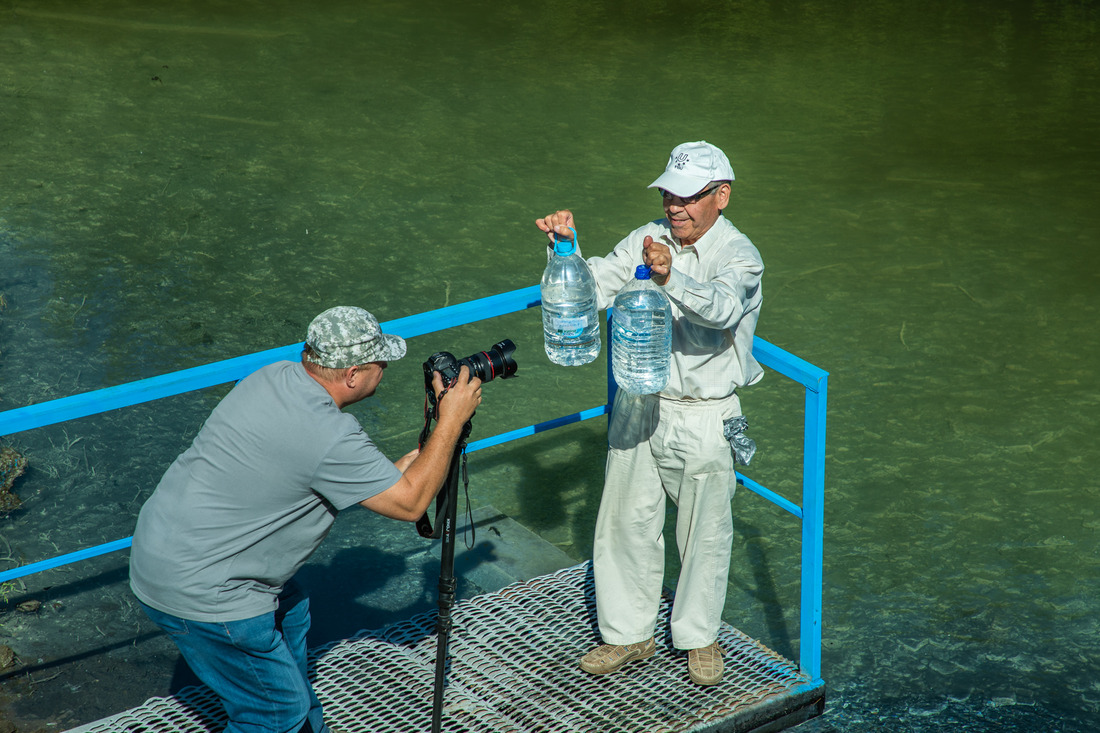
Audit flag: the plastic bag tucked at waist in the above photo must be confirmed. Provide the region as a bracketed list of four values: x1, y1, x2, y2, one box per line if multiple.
[722, 416, 756, 466]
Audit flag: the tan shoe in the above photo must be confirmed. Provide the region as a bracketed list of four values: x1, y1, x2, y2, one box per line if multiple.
[579, 638, 656, 674]
[687, 641, 724, 685]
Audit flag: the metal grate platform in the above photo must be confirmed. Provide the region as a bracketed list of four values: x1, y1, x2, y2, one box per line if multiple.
[69, 563, 824, 733]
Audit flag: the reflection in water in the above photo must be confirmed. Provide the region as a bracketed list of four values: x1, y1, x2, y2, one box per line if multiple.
[1, 0, 1098, 729]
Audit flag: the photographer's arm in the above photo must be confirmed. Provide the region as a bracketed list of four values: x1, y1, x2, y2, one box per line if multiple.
[359, 367, 482, 521]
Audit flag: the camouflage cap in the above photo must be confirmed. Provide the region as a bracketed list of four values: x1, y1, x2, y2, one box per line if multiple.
[305, 306, 406, 369]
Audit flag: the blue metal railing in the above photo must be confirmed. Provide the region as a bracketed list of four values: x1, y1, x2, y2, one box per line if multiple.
[0, 284, 827, 681]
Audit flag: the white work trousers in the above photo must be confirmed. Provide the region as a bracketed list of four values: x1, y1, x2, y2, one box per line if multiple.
[593, 390, 739, 650]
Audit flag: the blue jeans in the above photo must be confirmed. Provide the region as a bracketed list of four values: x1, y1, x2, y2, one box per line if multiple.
[140, 579, 328, 733]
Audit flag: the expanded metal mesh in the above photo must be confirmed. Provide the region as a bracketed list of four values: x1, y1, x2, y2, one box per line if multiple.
[72, 563, 816, 733]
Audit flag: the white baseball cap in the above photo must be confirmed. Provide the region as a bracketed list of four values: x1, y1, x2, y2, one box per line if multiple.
[647, 141, 735, 198]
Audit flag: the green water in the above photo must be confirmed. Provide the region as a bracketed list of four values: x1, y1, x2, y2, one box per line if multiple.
[1, 0, 1098, 729]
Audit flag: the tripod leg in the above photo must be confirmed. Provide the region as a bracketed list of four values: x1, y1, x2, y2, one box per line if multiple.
[431, 439, 464, 733]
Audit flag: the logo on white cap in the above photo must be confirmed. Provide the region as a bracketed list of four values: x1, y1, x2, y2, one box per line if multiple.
[648, 141, 735, 198]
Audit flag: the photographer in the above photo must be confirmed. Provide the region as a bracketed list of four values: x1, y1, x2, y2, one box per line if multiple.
[536, 141, 764, 686]
[129, 305, 482, 733]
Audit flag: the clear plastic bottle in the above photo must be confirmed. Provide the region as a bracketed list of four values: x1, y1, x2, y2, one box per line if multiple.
[612, 265, 672, 394]
[541, 229, 600, 366]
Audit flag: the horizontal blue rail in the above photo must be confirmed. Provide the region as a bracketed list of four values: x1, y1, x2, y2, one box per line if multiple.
[0, 287, 544, 438]
[0, 284, 826, 681]
[467, 404, 611, 453]
[740, 475, 803, 519]
[0, 405, 613, 584]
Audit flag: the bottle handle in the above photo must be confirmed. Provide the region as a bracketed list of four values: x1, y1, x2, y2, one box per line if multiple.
[553, 227, 579, 255]
[556, 227, 577, 244]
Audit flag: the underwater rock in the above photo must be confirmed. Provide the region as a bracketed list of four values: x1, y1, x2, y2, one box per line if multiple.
[0, 445, 27, 514]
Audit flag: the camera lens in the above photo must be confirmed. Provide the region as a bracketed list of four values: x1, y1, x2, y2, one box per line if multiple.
[459, 339, 518, 383]
[422, 339, 518, 400]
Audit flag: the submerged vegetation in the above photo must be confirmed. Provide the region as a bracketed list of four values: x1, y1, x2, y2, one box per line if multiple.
[0, 445, 27, 515]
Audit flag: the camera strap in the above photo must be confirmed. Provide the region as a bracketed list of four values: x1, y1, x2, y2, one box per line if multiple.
[415, 389, 474, 545]
[415, 443, 473, 543]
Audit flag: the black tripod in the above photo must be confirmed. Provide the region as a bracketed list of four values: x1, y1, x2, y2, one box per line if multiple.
[416, 415, 473, 733]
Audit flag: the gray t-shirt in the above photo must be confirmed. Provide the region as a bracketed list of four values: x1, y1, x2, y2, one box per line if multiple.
[129, 361, 402, 622]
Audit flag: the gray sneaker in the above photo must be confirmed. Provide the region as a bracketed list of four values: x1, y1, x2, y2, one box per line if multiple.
[579, 638, 657, 674]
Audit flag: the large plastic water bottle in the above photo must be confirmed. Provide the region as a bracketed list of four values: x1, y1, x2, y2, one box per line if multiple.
[612, 265, 672, 394]
[541, 228, 600, 366]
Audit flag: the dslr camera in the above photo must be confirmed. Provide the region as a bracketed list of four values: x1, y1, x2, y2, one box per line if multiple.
[423, 339, 518, 408]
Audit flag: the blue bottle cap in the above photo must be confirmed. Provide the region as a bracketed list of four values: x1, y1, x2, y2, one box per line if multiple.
[553, 238, 576, 256]
[635, 265, 652, 279]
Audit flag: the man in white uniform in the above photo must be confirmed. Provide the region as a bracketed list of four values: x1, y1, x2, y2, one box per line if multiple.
[536, 141, 764, 685]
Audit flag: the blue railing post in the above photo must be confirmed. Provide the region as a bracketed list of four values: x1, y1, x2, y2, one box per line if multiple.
[800, 373, 828, 683]
[749, 336, 828, 682]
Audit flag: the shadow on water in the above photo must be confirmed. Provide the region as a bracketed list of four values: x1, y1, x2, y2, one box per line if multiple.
[0, 630, 163, 688]
[297, 546, 430, 644]
[466, 424, 608, 561]
[733, 513, 797, 664]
